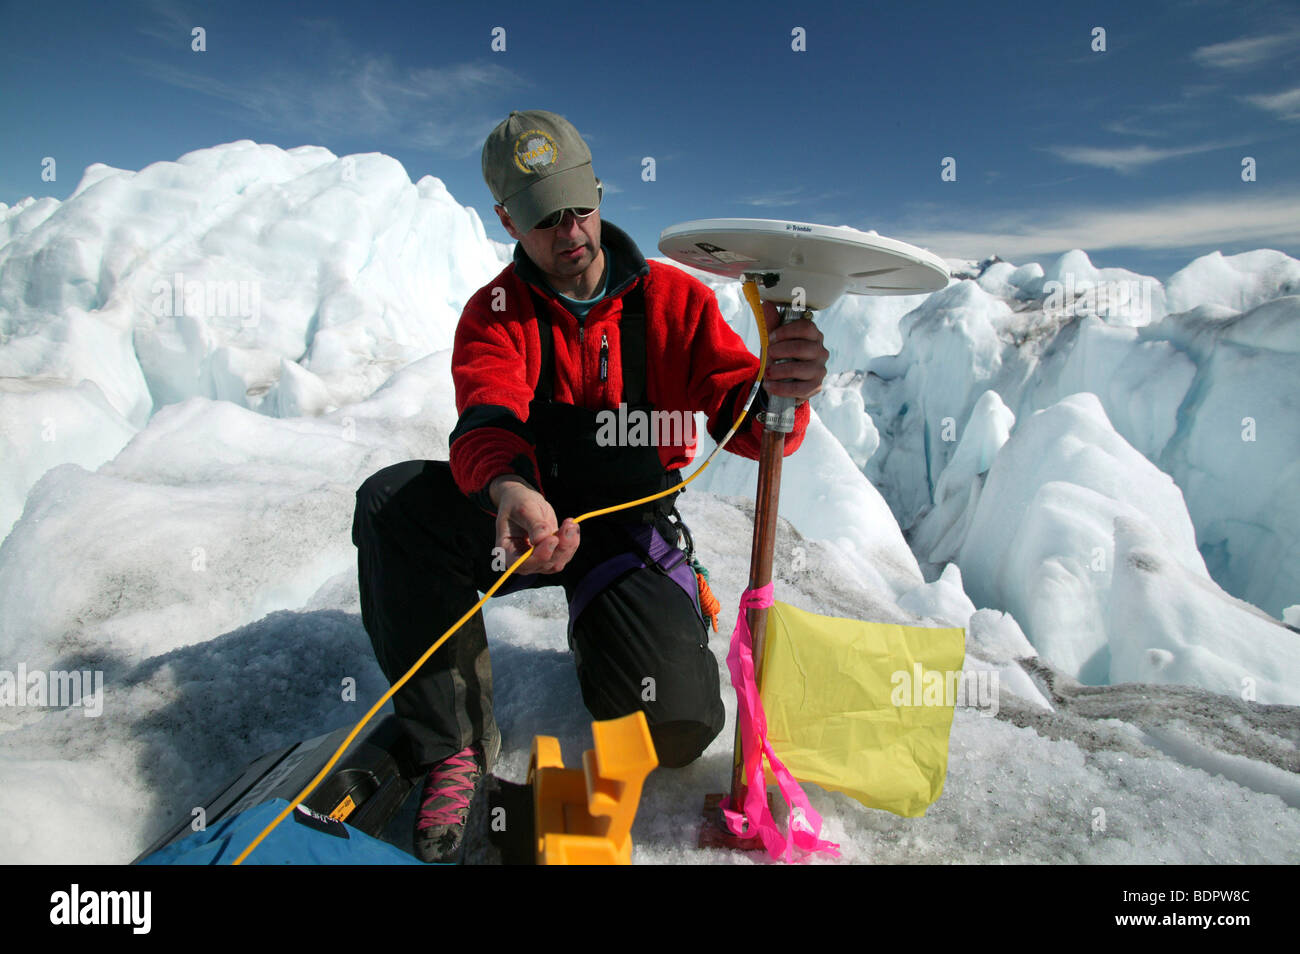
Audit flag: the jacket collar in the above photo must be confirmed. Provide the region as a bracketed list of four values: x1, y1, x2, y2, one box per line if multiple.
[512, 219, 649, 301]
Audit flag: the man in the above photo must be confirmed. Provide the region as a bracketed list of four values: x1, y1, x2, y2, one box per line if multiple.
[352, 109, 828, 863]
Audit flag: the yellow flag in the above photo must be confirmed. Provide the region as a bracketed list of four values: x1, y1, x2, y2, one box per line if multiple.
[759, 601, 965, 817]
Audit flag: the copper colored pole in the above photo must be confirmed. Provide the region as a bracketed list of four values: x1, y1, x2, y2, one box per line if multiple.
[727, 426, 786, 808]
[724, 300, 806, 822]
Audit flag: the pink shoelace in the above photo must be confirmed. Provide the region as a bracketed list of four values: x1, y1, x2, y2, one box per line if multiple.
[415, 747, 480, 830]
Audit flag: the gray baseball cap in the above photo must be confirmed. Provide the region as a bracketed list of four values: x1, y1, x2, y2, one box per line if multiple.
[482, 110, 601, 233]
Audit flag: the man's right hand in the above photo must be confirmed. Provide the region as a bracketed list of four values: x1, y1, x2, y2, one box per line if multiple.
[490, 474, 580, 575]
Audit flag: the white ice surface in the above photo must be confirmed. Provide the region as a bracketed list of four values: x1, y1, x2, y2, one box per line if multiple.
[0, 143, 1295, 864]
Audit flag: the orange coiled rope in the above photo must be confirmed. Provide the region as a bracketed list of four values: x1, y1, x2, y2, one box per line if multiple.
[696, 572, 721, 632]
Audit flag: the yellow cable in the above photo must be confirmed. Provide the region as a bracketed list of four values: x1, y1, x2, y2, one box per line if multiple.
[232, 278, 774, 865]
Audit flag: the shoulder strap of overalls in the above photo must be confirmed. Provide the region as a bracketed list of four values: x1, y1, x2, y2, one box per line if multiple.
[530, 287, 555, 402]
[527, 283, 647, 405]
[620, 285, 648, 406]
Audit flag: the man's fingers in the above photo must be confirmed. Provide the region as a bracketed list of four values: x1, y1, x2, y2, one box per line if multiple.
[766, 331, 828, 362]
[552, 519, 580, 563]
[767, 316, 818, 338]
[494, 510, 580, 575]
[761, 316, 827, 404]
[530, 533, 558, 563]
[763, 357, 826, 381]
[762, 377, 823, 401]
[527, 519, 556, 548]
[497, 509, 552, 562]
[489, 482, 583, 576]
[531, 519, 579, 574]
[499, 528, 556, 572]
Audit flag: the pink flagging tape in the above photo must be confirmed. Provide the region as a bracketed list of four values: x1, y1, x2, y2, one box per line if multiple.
[720, 583, 839, 862]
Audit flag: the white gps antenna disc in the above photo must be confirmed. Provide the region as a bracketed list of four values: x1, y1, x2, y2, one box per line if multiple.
[658, 218, 949, 309]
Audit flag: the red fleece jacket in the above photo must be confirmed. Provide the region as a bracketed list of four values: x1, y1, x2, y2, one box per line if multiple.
[449, 256, 810, 506]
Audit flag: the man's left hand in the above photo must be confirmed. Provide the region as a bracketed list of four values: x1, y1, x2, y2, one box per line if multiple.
[760, 300, 829, 403]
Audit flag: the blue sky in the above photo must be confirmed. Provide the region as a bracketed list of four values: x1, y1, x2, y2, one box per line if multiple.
[3, 0, 1298, 280]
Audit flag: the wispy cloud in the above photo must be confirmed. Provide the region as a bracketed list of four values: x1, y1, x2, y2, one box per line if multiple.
[133, 0, 198, 46]
[1097, 84, 1225, 140]
[1102, 118, 1167, 139]
[126, 15, 521, 156]
[1043, 140, 1242, 174]
[1192, 31, 1300, 69]
[1240, 87, 1300, 121]
[894, 191, 1300, 261]
[737, 188, 803, 208]
[736, 186, 843, 208]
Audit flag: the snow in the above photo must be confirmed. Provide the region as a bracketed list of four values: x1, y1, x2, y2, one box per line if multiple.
[1, 141, 1296, 865]
[955, 393, 1209, 687]
[848, 246, 1300, 623]
[1165, 249, 1300, 314]
[1143, 296, 1300, 617]
[0, 377, 137, 539]
[1108, 516, 1300, 704]
[910, 388, 1015, 569]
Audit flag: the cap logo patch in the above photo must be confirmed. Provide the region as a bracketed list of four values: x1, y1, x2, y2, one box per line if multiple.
[514, 130, 559, 174]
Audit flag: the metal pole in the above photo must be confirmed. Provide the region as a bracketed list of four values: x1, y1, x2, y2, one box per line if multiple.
[726, 301, 805, 823]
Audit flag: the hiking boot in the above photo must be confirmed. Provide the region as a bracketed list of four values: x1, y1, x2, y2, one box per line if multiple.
[413, 745, 483, 863]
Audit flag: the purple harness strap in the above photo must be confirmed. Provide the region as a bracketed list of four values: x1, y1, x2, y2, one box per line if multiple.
[566, 523, 701, 638]
[488, 524, 703, 636]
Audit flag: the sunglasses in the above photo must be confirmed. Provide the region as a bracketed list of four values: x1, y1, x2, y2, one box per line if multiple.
[532, 181, 603, 230]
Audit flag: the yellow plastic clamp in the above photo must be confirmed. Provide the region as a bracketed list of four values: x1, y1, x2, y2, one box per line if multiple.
[527, 710, 659, 865]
